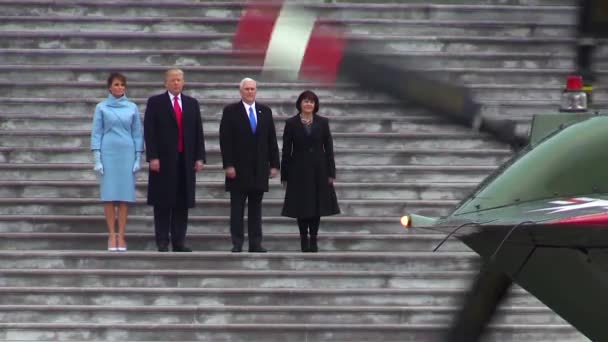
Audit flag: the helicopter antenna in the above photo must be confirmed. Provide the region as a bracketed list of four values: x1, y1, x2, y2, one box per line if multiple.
[489, 221, 536, 262]
[433, 222, 484, 252]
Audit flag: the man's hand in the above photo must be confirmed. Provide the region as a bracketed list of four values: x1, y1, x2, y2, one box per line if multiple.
[149, 159, 160, 172]
[225, 166, 236, 179]
[194, 160, 204, 172]
[328, 177, 335, 186]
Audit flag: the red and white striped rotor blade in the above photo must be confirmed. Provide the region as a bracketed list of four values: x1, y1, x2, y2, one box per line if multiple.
[233, 1, 346, 83]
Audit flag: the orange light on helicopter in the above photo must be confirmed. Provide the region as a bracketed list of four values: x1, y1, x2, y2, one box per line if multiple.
[400, 215, 411, 228]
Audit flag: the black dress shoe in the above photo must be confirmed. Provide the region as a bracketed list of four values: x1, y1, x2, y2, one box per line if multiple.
[231, 246, 242, 253]
[173, 245, 193, 252]
[248, 246, 267, 253]
[158, 246, 169, 252]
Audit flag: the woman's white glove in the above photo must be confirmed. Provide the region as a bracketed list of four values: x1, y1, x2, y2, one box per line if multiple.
[93, 150, 103, 175]
[133, 152, 142, 173]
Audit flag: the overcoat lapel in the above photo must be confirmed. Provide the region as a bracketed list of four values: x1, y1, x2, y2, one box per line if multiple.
[164, 91, 177, 126]
[239, 103, 258, 135]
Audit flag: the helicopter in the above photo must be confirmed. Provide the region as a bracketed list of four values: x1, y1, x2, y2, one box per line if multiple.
[232, 0, 608, 340]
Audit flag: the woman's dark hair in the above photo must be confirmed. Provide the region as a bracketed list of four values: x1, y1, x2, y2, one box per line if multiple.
[107, 72, 127, 88]
[295, 90, 319, 114]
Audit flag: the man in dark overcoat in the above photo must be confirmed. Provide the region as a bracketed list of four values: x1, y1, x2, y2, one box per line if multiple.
[144, 68, 206, 252]
[219, 77, 280, 252]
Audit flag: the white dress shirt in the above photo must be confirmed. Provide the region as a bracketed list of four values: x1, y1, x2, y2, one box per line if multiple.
[169, 93, 182, 109]
[242, 101, 258, 125]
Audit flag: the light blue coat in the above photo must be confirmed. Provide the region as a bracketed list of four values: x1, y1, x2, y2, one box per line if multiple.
[90, 95, 144, 202]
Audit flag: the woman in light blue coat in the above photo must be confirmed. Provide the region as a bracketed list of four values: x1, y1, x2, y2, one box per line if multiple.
[91, 72, 144, 251]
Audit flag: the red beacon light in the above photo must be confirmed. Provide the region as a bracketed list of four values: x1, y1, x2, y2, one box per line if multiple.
[559, 74, 588, 112]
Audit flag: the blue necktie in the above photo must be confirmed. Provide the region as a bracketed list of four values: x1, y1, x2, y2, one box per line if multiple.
[248, 106, 257, 133]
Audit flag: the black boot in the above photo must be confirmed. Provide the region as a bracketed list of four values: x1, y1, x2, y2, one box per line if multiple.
[297, 218, 310, 252]
[309, 217, 320, 252]
[309, 235, 318, 252]
[300, 234, 310, 252]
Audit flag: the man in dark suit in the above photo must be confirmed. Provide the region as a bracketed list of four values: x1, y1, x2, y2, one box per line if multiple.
[144, 68, 206, 252]
[219, 77, 280, 253]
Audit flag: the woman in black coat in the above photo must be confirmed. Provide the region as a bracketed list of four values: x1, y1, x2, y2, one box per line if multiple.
[281, 90, 340, 252]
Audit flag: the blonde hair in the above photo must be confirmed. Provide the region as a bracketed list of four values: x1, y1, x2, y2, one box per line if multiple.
[165, 68, 184, 79]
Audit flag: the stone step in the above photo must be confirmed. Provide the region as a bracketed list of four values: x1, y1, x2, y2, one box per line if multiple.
[0, 322, 585, 342]
[0, 109, 550, 136]
[0, 232, 472, 253]
[321, 4, 576, 24]
[0, 96, 427, 117]
[0, 110, 534, 140]
[0, 163, 501, 181]
[0, 268, 559, 304]
[0, 180, 477, 201]
[0, 112, 531, 134]
[0, 129, 504, 150]
[0, 80, 594, 103]
[0, 66, 589, 91]
[0, 16, 575, 38]
[0, 215, 473, 237]
[0, 304, 566, 326]
[0, 31, 576, 53]
[0, 147, 511, 167]
[0, 215, 408, 234]
[0, 114, 531, 141]
[0, 96, 583, 121]
[0, 80, 385, 102]
[0, 1, 576, 22]
[373, 53, 576, 71]
[0, 197, 457, 217]
[0, 251, 479, 272]
[0, 49, 578, 70]
[345, 21, 573, 38]
[0, 285, 543, 308]
[0, 269, 475, 289]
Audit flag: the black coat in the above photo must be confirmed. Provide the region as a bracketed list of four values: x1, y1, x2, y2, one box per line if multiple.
[281, 114, 340, 218]
[144, 92, 206, 208]
[219, 101, 280, 192]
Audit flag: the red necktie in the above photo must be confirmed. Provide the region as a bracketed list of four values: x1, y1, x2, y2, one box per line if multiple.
[173, 96, 184, 152]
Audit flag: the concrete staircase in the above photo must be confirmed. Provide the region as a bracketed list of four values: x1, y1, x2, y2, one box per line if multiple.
[0, 0, 594, 340]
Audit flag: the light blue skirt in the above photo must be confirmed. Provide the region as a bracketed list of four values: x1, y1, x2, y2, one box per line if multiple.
[99, 135, 136, 202]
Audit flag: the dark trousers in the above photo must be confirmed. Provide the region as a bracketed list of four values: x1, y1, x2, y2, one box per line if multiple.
[153, 153, 189, 248]
[298, 217, 320, 252]
[230, 190, 264, 248]
[297, 217, 320, 237]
